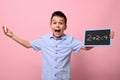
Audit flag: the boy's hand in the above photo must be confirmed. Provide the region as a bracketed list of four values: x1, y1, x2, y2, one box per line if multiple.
[110, 31, 114, 39]
[82, 46, 94, 51]
[3, 25, 13, 37]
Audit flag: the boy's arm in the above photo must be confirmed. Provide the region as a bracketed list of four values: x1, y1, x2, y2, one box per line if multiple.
[3, 25, 32, 48]
[81, 47, 94, 51]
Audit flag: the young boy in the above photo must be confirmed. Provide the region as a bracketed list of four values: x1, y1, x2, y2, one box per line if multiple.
[3, 11, 114, 80]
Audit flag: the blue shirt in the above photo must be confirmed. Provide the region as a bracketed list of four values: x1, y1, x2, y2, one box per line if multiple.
[30, 33, 84, 80]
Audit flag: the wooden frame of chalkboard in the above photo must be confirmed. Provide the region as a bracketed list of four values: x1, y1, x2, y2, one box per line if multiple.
[84, 28, 112, 47]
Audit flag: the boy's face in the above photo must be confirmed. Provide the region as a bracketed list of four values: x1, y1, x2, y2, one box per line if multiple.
[50, 16, 67, 38]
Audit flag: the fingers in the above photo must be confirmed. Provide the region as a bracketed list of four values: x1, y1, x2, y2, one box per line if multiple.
[3, 25, 8, 33]
[110, 31, 114, 39]
[3, 25, 13, 37]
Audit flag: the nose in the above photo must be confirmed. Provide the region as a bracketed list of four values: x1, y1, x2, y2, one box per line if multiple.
[56, 23, 60, 27]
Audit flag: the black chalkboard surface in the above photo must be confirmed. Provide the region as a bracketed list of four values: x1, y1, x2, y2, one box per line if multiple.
[84, 28, 112, 46]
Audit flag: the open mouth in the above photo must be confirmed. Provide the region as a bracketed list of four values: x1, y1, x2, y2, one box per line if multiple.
[55, 29, 61, 32]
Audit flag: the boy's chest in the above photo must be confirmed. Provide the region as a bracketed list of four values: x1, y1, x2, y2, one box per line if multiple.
[42, 39, 72, 54]
[50, 39, 71, 48]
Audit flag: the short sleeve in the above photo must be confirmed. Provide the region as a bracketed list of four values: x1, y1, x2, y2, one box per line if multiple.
[30, 38, 42, 52]
[71, 38, 84, 53]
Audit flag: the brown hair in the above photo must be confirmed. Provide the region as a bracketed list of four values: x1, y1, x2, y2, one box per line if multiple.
[50, 11, 67, 25]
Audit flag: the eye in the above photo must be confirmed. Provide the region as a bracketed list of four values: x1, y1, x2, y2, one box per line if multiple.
[53, 22, 57, 24]
[59, 22, 64, 25]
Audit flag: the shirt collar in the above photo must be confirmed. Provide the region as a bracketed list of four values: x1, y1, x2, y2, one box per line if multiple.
[49, 33, 66, 40]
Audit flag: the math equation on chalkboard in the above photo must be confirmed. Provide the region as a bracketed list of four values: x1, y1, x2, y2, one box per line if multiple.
[84, 28, 112, 46]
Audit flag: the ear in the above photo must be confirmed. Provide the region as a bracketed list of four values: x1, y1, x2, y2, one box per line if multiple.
[64, 25, 67, 30]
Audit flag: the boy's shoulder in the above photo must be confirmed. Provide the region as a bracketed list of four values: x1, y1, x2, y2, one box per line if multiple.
[63, 34, 78, 42]
[65, 34, 75, 38]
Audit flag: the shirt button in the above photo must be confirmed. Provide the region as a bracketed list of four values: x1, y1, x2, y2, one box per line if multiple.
[55, 59, 57, 61]
[55, 66, 57, 69]
[55, 74, 57, 77]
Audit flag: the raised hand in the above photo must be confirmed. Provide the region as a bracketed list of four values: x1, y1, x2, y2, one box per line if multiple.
[3, 25, 13, 37]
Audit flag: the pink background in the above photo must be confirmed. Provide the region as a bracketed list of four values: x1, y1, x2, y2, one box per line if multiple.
[0, 0, 120, 80]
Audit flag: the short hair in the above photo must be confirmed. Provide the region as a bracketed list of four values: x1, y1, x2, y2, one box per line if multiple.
[50, 11, 67, 25]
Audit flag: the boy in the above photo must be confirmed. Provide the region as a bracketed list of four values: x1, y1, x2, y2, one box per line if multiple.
[3, 11, 114, 80]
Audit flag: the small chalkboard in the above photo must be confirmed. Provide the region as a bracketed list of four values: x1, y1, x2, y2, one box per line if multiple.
[84, 28, 112, 46]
